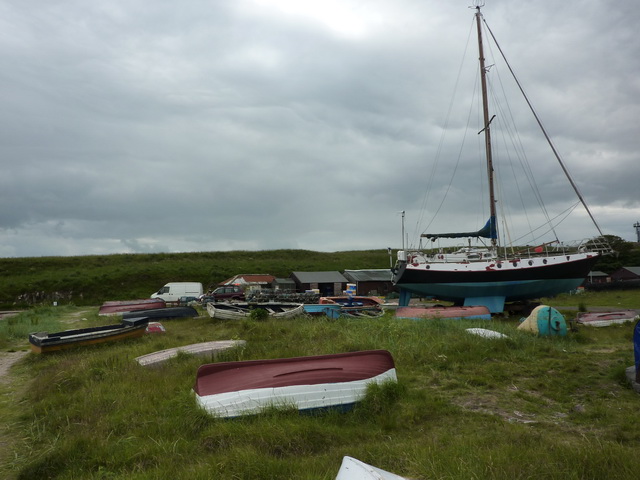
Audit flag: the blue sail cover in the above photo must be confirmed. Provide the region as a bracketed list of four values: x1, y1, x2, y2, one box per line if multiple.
[421, 216, 497, 241]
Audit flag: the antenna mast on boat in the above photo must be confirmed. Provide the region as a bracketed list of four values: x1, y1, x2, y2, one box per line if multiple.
[475, 3, 497, 248]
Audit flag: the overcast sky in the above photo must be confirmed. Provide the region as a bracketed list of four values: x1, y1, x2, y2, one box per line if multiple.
[0, 0, 638, 258]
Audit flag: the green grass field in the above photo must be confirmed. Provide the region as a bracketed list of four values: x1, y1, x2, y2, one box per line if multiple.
[1, 296, 640, 479]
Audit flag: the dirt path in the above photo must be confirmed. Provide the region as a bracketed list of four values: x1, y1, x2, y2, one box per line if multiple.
[0, 312, 29, 382]
[0, 351, 29, 383]
[0, 308, 93, 382]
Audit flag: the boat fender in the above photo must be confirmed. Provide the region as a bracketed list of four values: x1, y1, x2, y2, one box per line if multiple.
[438, 254, 444, 260]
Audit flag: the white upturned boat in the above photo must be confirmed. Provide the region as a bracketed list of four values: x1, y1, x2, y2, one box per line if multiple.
[194, 350, 397, 418]
[335, 456, 409, 480]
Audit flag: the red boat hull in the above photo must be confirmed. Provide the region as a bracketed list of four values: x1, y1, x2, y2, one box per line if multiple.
[98, 298, 166, 316]
[396, 305, 490, 320]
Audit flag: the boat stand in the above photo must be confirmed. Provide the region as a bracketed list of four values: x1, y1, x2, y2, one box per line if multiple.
[398, 289, 412, 307]
[464, 296, 505, 314]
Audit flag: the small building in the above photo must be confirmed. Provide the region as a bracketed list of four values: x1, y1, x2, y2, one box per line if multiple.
[611, 267, 640, 282]
[218, 274, 276, 292]
[585, 271, 610, 284]
[343, 269, 395, 296]
[290, 271, 348, 296]
[271, 277, 296, 292]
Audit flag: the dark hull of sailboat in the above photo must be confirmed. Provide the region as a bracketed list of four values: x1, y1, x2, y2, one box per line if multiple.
[393, 254, 598, 305]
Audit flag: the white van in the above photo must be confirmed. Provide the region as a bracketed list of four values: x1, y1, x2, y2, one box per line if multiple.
[151, 282, 203, 303]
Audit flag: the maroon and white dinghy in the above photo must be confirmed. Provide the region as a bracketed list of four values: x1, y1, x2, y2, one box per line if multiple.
[577, 310, 639, 327]
[98, 298, 166, 316]
[193, 350, 397, 418]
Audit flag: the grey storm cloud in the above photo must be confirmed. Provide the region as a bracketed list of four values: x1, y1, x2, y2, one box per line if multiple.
[0, 0, 638, 257]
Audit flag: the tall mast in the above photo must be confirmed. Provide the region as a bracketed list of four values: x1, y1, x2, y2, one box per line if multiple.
[475, 5, 497, 248]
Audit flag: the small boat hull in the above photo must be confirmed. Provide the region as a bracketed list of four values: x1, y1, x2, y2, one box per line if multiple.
[318, 296, 384, 318]
[396, 305, 490, 320]
[577, 310, 639, 327]
[336, 456, 408, 480]
[303, 304, 343, 318]
[98, 298, 166, 316]
[122, 306, 198, 320]
[135, 340, 246, 367]
[206, 302, 304, 320]
[319, 296, 383, 307]
[194, 350, 397, 418]
[29, 317, 149, 354]
[466, 328, 508, 339]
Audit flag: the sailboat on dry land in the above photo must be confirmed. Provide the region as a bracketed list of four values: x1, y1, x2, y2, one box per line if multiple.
[392, 2, 611, 313]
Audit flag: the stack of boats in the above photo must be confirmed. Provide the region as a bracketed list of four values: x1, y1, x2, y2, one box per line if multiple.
[206, 295, 385, 320]
[303, 295, 384, 318]
[99, 298, 198, 320]
[206, 301, 304, 320]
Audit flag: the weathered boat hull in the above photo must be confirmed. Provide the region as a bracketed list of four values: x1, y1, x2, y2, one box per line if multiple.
[319, 296, 383, 306]
[122, 306, 198, 320]
[135, 340, 246, 367]
[98, 298, 166, 316]
[29, 317, 149, 353]
[194, 350, 397, 418]
[318, 296, 384, 318]
[206, 302, 304, 320]
[336, 456, 408, 480]
[303, 304, 343, 318]
[577, 310, 639, 327]
[396, 305, 490, 320]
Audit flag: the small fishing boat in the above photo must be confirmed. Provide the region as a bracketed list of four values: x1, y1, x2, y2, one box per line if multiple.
[303, 303, 343, 318]
[395, 305, 490, 320]
[135, 340, 246, 367]
[122, 306, 198, 321]
[576, 310, 639, 327]
[336, 456, 408, 480]
[206, 302, 304, 320]
[319, 296, 384, 307]
[193, 350, 397, 418]
[98, 298, 166, 316]
[29, 317, 149, 354]
[319, 296, 384, 318]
